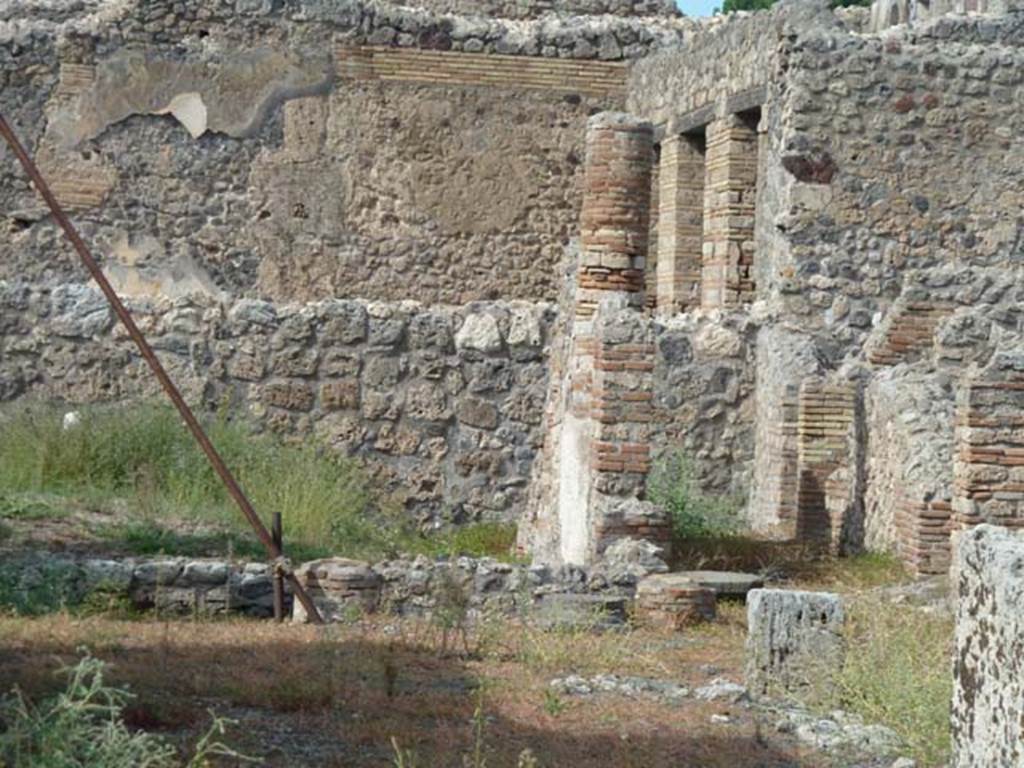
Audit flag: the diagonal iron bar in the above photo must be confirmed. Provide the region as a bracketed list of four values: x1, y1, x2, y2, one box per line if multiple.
[0, 113, 323, 624]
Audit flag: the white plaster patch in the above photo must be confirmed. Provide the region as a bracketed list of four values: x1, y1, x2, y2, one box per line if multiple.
[557, 411, 592, 566]
[157, 92, 208, 139]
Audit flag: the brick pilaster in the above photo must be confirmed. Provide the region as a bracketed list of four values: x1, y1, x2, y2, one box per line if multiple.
[953, 377, 1024, 534]
[701, 113, 759, 309]
[656, 133, 705, 316]
[795, 379, 858, 544]
[524, 112, 663, 566]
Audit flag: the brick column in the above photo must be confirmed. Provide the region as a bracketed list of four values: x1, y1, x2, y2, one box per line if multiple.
[702, 113, 759, 309]
[656, 133, 705, 316]
[577, 113, 653, 318]
[894, 492, 953, 575]
[954, 374, 1024, 535]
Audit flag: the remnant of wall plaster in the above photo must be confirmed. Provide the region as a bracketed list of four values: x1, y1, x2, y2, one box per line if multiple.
[157, 93, 208, 139]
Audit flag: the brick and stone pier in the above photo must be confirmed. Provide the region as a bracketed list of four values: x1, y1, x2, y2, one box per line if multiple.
[523, 112, 669, 567]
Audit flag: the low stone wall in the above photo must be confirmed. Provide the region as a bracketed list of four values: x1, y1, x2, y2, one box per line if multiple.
[652, 310, 756, 497]
[391, 0, 680, 20]
[4, 553, 279, 617]
[4, 548, 664, 622]
[951, 524, 1024, 768]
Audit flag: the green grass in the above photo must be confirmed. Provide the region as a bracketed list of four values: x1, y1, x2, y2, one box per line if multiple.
[0, 493, 72, 521]
[0, 402, 516, 564]
[839, 595, 953, 767]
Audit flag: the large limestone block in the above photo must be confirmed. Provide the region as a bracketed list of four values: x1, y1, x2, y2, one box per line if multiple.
[952, 525, 1024, 768]
[745, 589, 845, 703]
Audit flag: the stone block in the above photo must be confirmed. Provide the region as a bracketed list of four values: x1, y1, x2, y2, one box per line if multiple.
[531, 592, 628, 632]
[673, 570, 764, 599]
[745, 589, 845, 703]
[456, 313, 503, 353]
[321, 379, 360, 410]
[456, 396, 499, 429]
[951, 525, 1024, 768]
[262, 381, 315, 411]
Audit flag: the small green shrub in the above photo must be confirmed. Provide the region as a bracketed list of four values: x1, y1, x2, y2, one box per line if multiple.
[839, 597, 953, 767]
[0, 655, 251, 767]
[541, 689, 566, 717]
[405, 522, 520, 561]
[646, 450, 742, 540]
[0, 495, 66, 521]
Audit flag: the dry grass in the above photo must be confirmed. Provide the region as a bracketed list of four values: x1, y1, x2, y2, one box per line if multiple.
[837, 595, 953, 767]
[0, 611, 828, 768]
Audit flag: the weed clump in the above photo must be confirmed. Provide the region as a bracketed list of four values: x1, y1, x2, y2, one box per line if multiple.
[0, 654, 249, 767]
[646, 449, 742, 540]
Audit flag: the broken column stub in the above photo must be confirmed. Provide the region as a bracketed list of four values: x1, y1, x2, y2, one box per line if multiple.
[745, 589, 845, 704]
[291, 558, 382, 623]
[951, 525, 1024, 768]
[636, 573, 716, 629]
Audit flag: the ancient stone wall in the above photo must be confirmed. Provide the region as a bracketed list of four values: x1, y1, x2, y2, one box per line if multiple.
[0, 282, 553, 524]
[953, 346, 1024, 536]
[627, 3, 1024, 556]
[864, 366, 955, 572]
[764, 15, 1024, 349]
[0, 0, 694, 307]
[651, 311, 757, 496]
[853, 266, 1024, 569]
[627, 10, 780, 127]
[392, 0, 680, 19]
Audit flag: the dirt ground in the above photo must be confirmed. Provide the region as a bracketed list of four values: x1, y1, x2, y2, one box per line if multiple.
[0, 606, 851, 768]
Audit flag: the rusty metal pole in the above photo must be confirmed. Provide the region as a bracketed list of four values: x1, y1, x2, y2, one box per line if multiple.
[0, 113, 324, 624]
[272, 512, 285, 623]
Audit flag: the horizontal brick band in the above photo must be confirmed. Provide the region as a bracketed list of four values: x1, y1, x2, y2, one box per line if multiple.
[336, 44, 627, 96]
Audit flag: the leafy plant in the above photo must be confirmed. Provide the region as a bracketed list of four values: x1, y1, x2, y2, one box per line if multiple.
[0, 654, 253, 767]
[541, 689, 566, 717]
[646, 450, 742, 540]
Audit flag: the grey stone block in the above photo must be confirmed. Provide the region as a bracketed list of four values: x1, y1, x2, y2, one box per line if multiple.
[745, 589, 845, 703]
[952, 525, 1024, 768]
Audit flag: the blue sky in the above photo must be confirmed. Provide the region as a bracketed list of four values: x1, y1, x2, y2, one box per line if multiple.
[678, 0, 718, 15]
